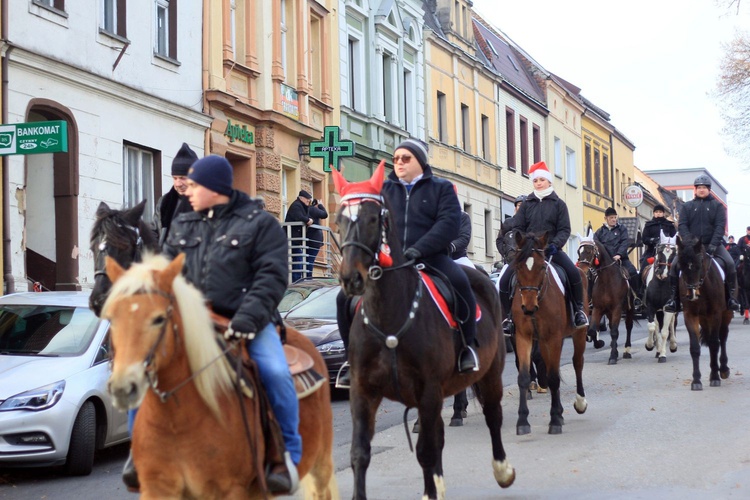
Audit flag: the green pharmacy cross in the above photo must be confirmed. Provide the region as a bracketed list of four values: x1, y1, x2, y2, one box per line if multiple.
[309, 126, 355, 172]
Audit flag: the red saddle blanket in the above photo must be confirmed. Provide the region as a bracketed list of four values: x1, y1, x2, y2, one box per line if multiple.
[420, 271, 482, 329]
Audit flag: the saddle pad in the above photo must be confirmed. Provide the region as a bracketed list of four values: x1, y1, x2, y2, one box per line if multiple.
[420, 271, 482, 328]
[547, 264, 565, 295]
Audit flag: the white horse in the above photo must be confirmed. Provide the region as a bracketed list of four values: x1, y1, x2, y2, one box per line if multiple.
[644, 230, 678, 362]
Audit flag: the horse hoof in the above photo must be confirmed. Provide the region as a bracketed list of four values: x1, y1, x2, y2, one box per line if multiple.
[691, 382, 703, 391]
[670, 346, 678, 353]
[645, 344, 654, 352]
[537, 387, 548, 394]
[658, 356, 666, 363]
[721, 370, 730, 380]
[594, 339, 605, 349]
[449, 418, 463, 427]
[623, 352, 632, 359]
[461, 410, 468, 418]
[516, 425, 531, 435]
[548, 425, 563, 435]
[710, 379, 721, 387]
[608, 358, 618, 365]
[529, 381, 538, 391]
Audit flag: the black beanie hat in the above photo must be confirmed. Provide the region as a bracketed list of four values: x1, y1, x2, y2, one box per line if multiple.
[395, 138, 429, 169]
[605, 207, 617, 217]
[187, 155, 233, 196]
[171, 143, 199, 176]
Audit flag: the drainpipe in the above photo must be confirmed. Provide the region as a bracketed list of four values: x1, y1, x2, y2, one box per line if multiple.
[1, 0, 14, 294]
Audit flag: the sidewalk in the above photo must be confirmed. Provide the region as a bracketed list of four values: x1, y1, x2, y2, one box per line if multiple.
[331, 318, 750, 499]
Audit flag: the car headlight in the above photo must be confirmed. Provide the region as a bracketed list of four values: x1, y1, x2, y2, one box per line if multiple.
[0, 381, 66, 412]
[317, 339, 345, 355]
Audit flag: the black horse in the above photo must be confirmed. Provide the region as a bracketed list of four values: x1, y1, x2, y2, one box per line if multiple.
[89, 200, 159, 316]
[643, 239, 678, 362]
[676, 236, 732, 390]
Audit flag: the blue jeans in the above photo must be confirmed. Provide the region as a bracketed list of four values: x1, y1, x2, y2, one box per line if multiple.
[291, 246, 305, 283]
[306, 241, 322, 278]
[249, 322, 302, 465]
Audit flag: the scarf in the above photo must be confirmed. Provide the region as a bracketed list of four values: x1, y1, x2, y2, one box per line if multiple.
[533, 186, 554, 200]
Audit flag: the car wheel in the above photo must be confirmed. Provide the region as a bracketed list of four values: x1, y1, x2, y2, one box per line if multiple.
[65, 401, 96, 476]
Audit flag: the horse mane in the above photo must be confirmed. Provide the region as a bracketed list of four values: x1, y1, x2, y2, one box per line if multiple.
[90, 202, 159, 252]
[515, 232, 541, 263]
[103, 254, 234, 419]
[678, 236, 701, 265]
[595, 240, 614, 263]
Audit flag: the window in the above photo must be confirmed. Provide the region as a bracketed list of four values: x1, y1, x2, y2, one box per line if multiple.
[603, 153, 610, 197]
[584, 143, 592, 187]
[566, 147, 576, 186]
[403, 68, 414, 133]
[461, 104, 470, 153]
[554, 137, 562, 177]
[102, 0, 126, 37]
[484, 210, 493, 258]
[310, 14, 323, 99]
[347, 38, 362, 111]
[230, 0, 237, 59]
[594, 149, 601, 193]
[280, 0, 288, 80]
[505, 107, 515, 171]
[481, 114, 490, 161]
[34, 0, 64, 10]
[532, 124, 541, 164]
[520, 116, 528, 175]
[279, 0, 295, 83]
[383, 53, 394, 123]
[437, 92, 447, 142]
[154, 0, 176, 60]
[123, 144, 156, 223]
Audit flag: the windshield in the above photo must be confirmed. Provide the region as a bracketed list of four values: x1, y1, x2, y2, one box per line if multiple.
[0, 305, 100, 356]
[283, 286, 339, 320]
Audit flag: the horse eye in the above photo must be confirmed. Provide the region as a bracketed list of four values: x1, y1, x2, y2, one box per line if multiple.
[152, 315, 167, 327]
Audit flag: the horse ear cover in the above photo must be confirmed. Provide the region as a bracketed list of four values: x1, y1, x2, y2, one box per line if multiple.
[331, 160, 386, 197]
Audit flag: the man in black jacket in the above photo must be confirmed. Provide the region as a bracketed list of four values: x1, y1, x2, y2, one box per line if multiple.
[639, 204, 676, 270]
[163, 155, 300, 494]
[153, 143, 198, 246]
[665, 175, 740, 312]
[595, 207, 641, 300]
[285, 190, 312, 282]
[306, 198, 328, 277]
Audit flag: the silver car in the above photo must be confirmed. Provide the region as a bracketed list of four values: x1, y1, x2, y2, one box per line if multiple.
[0, 292, 129, 475]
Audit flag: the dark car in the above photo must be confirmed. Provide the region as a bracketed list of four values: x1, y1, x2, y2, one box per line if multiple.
[278, 279, 346, 386]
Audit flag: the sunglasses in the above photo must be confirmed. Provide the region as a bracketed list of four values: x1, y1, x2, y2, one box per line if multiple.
[393, 154, 412, 164]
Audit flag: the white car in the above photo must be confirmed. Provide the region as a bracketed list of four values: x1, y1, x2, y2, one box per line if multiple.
[0, 292, 129, 475]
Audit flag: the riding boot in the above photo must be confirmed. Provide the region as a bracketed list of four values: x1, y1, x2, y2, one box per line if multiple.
[266, 451, 300, 495]
[499, 289, 514, 337]
[664, 274, 680, 313]
[122, 449, 140, 491]
[725, 267, 741, 312]
[458, 309, 479, 373]
[571, 280, 589, 327]
[335, 292, 353, 388]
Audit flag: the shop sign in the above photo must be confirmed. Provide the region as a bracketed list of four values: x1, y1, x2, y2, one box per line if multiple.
[280, 83, 299, 120]
[224, 119, 254, 145]
[309, 126, 356, 172]
[623, 184, 644, 207]
[0, 120, 68, 155]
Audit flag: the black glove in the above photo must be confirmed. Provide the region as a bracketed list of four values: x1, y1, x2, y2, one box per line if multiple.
[707, 244, 717, 256]
[545, 244, 558, 256]
[225, 321, 256, 341]
[404, 247, 422, 261]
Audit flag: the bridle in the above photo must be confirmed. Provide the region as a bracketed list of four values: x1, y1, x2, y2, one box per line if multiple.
[93, 222, 144, 279]
[681, 251, 710, 296]
[577, 241, 598, 267]
[654, 243, 675, 280]
[516, 247, 551, 308]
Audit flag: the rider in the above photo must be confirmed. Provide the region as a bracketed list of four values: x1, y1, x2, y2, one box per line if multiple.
[595, 207, 642, 302]
[639, 204, 676, 271]
[495, 195, 526, 264]
[498, 161, 588, 335]
[664, 174, 741, 313]
[450, 185, 476, 269]
[163, 155, 302, 494]
[738, 226, 750, 258]
[726, 235, 741, 266]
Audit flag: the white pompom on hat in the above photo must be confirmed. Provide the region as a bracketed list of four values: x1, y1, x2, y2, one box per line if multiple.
[529, 161, 552, 182]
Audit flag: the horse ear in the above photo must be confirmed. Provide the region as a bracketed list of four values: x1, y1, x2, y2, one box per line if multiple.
[105, 256, 126, 284]
[158, 253, 186, 293]
[539, 231, 548, 246]
[96, 201, 112, 218]
[331, 165, 348, 195]
[125, 200, 148, 225]
[369, 160, 386, 193]
[514, 230, 524, 247]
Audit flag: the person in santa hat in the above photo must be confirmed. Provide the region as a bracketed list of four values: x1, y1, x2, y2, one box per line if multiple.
[497, 161, 589, 335]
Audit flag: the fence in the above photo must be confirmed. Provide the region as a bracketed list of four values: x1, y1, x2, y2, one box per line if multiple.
[281, 221, 342, 284]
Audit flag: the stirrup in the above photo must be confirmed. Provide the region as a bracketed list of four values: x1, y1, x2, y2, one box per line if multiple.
[266, 451, 299, 495]
[664, 299, 677, 313]
[458, 345, 480, 373]
[574, 310, 589, 327]
[335, 362, 351, 389]
[502, 318, 514, 337]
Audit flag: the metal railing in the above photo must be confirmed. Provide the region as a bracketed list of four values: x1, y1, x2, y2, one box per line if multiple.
[281, 222, 342, 284]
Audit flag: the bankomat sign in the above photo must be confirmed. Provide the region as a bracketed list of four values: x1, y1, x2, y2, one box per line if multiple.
[0, 121, 68, 156]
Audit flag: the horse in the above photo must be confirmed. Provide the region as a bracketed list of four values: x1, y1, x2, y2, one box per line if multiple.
[89, 200, 159, 316]
[675, 236, 732, 390]
[103, 254, 337, 499]
[511, 231, 588, 435]
[737, 244, 750, 325]
[577, 234, 635, 365]
[332, 163, 515, 499]
[642, 232, 678, 362]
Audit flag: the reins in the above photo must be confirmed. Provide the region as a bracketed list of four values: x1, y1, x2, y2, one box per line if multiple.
[94, 223, 144, 278]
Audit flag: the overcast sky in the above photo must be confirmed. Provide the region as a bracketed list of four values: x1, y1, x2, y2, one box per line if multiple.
[471, 0, 750, 238]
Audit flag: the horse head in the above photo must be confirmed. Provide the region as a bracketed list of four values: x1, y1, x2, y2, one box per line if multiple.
[89, 200, 158, 316]
[576, 228, 598, 270]
[333, 161, 404, 296]
[103, 253, 233, 418]
[513, 231, 549, 315]
[654, 229, 677, 280]
[676, 235, 707, 301]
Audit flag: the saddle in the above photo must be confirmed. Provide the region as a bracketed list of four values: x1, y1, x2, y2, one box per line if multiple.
[506, 263, 576, 326]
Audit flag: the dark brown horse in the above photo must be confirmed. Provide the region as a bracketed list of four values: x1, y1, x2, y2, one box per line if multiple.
[675, 236, 732, 390]
[577, 237, 635, 364]
[332, 164, 515, 499]
[512, 232, 588, 435]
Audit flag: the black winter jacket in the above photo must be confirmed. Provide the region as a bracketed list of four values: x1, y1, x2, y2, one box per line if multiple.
[163, 190, 288, 333]
[594, 223, 630, 260]
[502, 191, 570, 250]
[450, 212, 471, 259]
[641, 217, 676, 257]
[153, 188, 192, 246]
[678, 196, 726, 248]
[284, 198, 310, 239]
[307, 203, 328, 243]
[381, 165, 460, 258]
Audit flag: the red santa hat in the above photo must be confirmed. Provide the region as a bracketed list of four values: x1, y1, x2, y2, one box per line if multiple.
[529, 161, 552, 182]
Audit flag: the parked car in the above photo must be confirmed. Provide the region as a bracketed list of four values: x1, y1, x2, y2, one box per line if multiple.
[278, 279, 346, 387]
[0, 292, 129, 475]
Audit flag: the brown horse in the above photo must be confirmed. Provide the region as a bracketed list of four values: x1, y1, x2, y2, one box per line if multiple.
[577, 237, 635, 364]
[103, 254, 336, 499]
[332, 164, 515, 499]
[675, 236, 732, 390]
[512, 232, 588, 434]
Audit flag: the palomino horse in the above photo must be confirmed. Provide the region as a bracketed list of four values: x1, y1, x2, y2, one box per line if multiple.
[737, 244, 750, 325]
[103, 255, 336, 499]
[511, 232, 588, 435]
[577, 234, 635, 364]
[643, 232, 678, 362]
[332, 163, 515, 499]
[89, 200, 159, 316]
[675, 236, 732, 390]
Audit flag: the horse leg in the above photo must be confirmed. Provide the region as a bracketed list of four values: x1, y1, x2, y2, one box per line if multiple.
[540, 336, 564, 434]
[645, 305, 656, 352]
[515, 332, 533, 435]
[571, 327, 588, 415]
[622, 309, 634, 359]
[350, 389, 383, 500]
[608, 311, 622, 365]
[666, 311, 678, 352]
[656, 311, 668, 362]
[719, 311, 731, 379]
[685, 316, 703, 391]
[476, 357, 515, 488]
[415, 393, 445, 500]
[449, 389, 468, 427]
[533, 344, 548, 394]
[587, 309, 605, 349]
